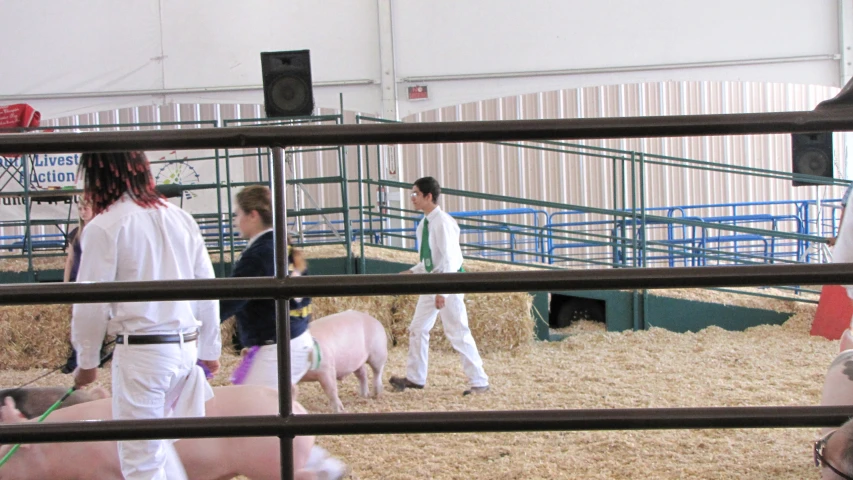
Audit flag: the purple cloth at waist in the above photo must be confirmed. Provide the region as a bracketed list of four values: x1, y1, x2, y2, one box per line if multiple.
[230, 346, 260, 385]
[196, 360, 214, 380]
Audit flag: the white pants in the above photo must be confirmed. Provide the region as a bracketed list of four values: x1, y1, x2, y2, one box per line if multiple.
[111, 341, 199, 480]
[406, 293, 489, 387]
[242, 330, 315, 389]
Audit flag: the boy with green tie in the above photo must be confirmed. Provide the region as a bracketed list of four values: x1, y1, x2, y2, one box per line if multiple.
[389, 176, 490, 396]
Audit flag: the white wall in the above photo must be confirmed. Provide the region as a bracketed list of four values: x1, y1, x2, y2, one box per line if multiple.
[395, 0, 836, 76]
[391, 0, 841, 116]
[0, 0, 844, 118]
[0, 0, 382, 117]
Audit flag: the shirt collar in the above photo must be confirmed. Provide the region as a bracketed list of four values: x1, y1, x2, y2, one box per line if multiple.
[425, 205, 442, 222]
[246, 228, 273, 250]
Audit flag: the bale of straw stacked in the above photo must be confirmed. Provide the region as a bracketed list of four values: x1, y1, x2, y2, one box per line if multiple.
[0, 243, 537, 370]
[0, 304, 74, 369]
[307, 244, 537, 354]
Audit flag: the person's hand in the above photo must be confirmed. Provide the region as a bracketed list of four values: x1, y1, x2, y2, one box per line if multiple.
[435, 295, 446, 309]
[400, 269, 413, 274]
[199, 359, 221, 375]
[829, 236, 838, 247]
[74, 367, 98, 389]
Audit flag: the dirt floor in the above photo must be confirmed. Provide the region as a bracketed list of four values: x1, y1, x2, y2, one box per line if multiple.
[0, 298, 836, 479]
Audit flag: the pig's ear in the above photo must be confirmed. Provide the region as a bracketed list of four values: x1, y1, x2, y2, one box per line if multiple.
[0, 397, 25, 424]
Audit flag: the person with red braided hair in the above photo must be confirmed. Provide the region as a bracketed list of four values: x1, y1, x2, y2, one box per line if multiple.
[70, 151, 222, 480]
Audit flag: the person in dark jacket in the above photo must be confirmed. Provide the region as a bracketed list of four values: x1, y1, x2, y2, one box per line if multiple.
[220, 185, 315, 389]
[61, 198, 109, 374]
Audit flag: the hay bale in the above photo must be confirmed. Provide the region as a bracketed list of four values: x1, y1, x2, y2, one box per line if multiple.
[305, 243, 538, 352]
[303, 243, 350, 259]
[0, 304, 73, 369]
[305, 243, 549, 272]
[0, 307, 243, 370]
[220, 317, 239, 356]
[389, 292, 534, 353]
[0, 242, 536, 370]
[313, 295, 396, 325]
[313, 295, 406, 348]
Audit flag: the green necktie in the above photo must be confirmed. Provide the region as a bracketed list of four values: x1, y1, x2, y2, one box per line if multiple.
[420, 217, 433, 272]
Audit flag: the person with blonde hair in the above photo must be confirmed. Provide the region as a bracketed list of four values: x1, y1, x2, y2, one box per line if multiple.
[220, 184, 314, 388]
[219, 184, 347, 479]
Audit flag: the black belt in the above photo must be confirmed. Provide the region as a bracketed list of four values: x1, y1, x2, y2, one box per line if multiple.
[116, 330, 199, 345]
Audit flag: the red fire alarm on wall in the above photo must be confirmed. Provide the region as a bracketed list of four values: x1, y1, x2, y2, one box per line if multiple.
[407, 85, 429, 101]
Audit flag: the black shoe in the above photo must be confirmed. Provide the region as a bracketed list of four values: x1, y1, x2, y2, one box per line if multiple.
[62, 344, 111, 374]
[463, 385, 490, 396]
[389, 375, 424, 392]
[60, 353, 77, 375]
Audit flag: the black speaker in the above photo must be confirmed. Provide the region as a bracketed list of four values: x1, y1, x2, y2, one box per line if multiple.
[261, 50, 314, 118]
[792, 132, 833, 186]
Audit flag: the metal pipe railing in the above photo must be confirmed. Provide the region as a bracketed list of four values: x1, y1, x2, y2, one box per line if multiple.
[3, 103, 853, 476]
[271, 146, 295, 479]
[2, 108, 853, 153]
[3, 405, 853, 445]
[0, 263, 849, 305]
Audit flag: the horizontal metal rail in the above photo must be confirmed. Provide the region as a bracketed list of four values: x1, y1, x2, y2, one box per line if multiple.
[0, 263, 851, 305]
[2, 405, 853, 445]
[3, 102, 852, 476]
[3, 108, 853, 153]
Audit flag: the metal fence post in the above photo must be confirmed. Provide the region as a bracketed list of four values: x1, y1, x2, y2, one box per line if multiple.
[272, 146, 294, 479]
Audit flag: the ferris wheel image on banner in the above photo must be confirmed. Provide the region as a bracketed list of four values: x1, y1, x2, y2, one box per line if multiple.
[155, 153, 200, 201]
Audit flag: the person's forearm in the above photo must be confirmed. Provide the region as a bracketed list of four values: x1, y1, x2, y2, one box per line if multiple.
[63, 253, 73, 283]
[71, 303, 110, 369]
[197, 300, 222, 361]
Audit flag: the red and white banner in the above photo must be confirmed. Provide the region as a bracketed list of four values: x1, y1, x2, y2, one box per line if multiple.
[0, 104, 41, 129]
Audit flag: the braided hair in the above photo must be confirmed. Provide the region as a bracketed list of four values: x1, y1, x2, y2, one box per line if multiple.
[78, 151, 163, 214]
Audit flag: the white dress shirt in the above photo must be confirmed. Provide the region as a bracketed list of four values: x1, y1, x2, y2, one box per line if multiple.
[72, 194, 221, 369]
[410, 205, 464, 287]
[835, 199, 853, 300]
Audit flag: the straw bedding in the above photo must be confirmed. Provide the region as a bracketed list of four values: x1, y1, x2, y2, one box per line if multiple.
[0, 300, 835, 479]
[0, 247, 839, 478]
[0, 255, 66, 272]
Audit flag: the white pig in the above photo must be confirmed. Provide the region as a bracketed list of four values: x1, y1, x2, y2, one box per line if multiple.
[0, 385, 328, 480]
[301, 310, 388, 413]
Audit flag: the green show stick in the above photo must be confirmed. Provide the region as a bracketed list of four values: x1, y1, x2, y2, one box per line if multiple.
[0, 386, 77, 469]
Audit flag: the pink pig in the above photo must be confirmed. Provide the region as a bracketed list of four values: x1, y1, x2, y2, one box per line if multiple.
[300, 310, 388, 413]
[0, 385, 340, 480]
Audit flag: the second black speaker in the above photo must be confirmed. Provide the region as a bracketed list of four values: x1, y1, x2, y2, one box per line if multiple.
[791, 132, 833, 186]
[261, 50, 314, 118]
